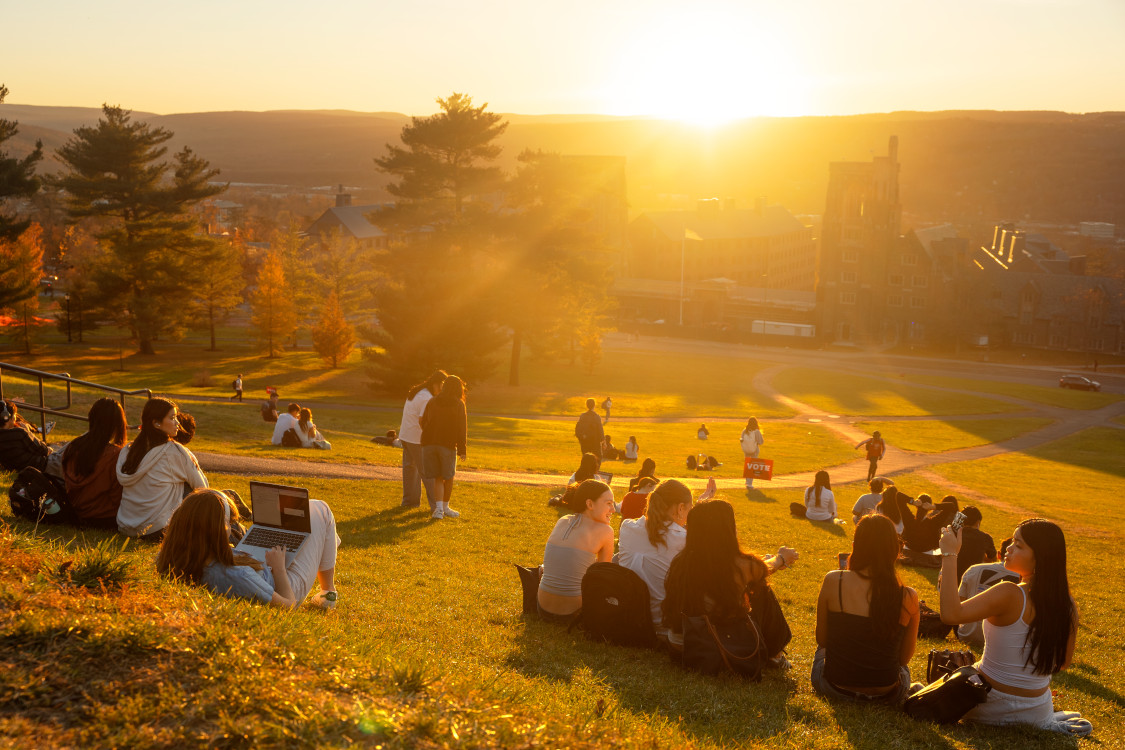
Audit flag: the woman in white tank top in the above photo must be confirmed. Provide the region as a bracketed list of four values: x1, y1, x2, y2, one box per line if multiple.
[936, 519, 1091, 736]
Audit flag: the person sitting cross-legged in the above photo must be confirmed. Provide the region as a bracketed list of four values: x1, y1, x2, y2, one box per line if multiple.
[537, 480, 615, 623]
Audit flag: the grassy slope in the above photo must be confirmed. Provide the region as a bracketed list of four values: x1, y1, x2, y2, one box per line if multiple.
[903, 374, 1123, 410]
[853, 417, 1054, 453]
[769, 368, 1019, 416]
[4, 442, 1120, 748]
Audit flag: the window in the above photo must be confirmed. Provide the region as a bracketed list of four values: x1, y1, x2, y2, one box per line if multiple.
[842, 249, 859, 263]
[1019, 311, 1033, 325]
[1049, 334, 1065, 348]
[912, 275, 928, 288]
[888, 274, 903, 286]
[841, 271, 857, 283]
[902, 254, 917, 266]
[910, 297, 926, 309]
[887, 294, 903, 307]
[839, 292, 857, 305]
[1093, 339, 1105, 351]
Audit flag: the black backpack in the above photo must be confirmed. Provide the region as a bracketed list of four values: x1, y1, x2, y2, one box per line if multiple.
[8, 466, 73, 523]
[281, 428, 302, 448]
[569, 562, 657, 649]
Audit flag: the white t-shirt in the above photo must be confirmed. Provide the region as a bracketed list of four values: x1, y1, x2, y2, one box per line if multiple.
[398, 389, 433, 444]
[618, 517, 687, 627]
[804, 487, 836, 521]
[956, 562, 1020, 645]
[852, 492, 882, 523]
[271, 412, 298, 445]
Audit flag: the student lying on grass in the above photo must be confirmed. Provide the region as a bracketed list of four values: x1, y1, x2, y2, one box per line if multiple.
[157, 489, 340, 609]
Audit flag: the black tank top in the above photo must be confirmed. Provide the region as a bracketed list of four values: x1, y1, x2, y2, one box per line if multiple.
[824, 573, 905, 688]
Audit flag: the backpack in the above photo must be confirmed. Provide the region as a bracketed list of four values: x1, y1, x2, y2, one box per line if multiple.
[8, 466, 73, 523]
[281, 428, 302, 448]
[569, 562, 657, 649]
[232, 379, 239, 389]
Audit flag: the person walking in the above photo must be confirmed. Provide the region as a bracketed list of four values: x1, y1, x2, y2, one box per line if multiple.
[574, 398, 604, 459]
[231, 374, 243, 402]
[855, 431, 886, 481]
[601, 396, 612, 424]
[398, 370, 446, 511]
[740, 417, 764, 489]
[421, 374, 468, 520]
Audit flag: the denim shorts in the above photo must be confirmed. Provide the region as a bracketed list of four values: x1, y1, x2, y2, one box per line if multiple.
[422, 445, 457, 480]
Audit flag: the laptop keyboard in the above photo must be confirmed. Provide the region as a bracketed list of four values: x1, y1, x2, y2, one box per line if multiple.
[242, 527, 305, 552]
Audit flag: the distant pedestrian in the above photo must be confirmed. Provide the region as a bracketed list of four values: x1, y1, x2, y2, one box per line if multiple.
[855, 431, 886, 481]
[398, 370, 447, 511]
[740, 417, 764, 489]
[574, 398, 604, 459]
[231, 374, 243, 402]
[697, 423, 709, 440]
[602, 396, 613, 424]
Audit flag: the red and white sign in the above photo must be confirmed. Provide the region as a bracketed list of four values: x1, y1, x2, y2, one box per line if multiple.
[743, 457, 774, 481]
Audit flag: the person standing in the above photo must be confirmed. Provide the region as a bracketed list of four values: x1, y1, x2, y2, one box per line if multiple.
[601, 396, 612, 424]
[855, 431, 886, 481]
[398, 370, 446, 511]
[574, 398, 604, 459]
[740, 417, 764, 489]
[231, 374, 243, 402]
[421, 375, 468, 520]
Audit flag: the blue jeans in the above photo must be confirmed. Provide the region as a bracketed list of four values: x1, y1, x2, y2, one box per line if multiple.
[811, 647, 912, 705]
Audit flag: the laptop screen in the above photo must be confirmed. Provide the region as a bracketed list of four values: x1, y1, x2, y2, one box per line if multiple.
[248, 481, 312, 533]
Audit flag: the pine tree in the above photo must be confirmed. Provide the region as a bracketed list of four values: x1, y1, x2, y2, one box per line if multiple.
[191, 237, 245, 351]
[55, 106, 224, 354]
[250, 252, 296, 358]
[54, 224, 101, 341]
[0, 85, 43, 243]
[311, 291, 355, 368]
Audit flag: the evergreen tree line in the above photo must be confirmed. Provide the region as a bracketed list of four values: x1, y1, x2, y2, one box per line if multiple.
[0, 88, 612, 389]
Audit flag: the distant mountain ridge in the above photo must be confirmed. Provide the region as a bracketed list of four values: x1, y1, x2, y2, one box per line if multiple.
[5, 104, 1124, 225]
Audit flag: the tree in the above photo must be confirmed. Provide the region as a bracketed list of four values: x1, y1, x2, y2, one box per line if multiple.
[55, 105, 224, 354]
[0, 223, 44, 353]
[374, 93, 508, 228]
[251, 252, 296, 358]
[311, 228, 380, 315]
[53, 224, 101, 341]
[311, 291, 354, 368]
[0, 84, 43, 243]
[366, 93, 509, 393]
[191, 237, 245, 351]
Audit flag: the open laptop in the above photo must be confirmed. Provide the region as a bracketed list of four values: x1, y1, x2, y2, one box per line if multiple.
[233, 481, 312, 564]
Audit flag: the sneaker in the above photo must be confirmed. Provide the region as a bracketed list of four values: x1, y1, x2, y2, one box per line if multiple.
[431, 508, 444, 520]
[314, 590, 338, 609]
[768, 654, 792, 671]
[442, 506, 460, 518]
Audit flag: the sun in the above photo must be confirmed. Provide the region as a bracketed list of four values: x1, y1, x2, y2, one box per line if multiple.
[602, 11, 811, 126]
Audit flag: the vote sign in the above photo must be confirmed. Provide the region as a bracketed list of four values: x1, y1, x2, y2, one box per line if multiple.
[743, 457, 774, 481]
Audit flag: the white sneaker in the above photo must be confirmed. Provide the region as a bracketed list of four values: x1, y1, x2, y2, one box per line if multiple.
[431, 508, 444, 520]
[314, 590, 338, 609]
[442, 506, 460, 518]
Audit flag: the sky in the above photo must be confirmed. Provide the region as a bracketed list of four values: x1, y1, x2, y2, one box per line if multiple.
[3, 0, 1124, 122]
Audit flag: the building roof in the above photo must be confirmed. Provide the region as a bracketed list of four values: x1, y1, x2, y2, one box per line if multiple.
[305, 205, 388, 240]
[636, 205, 806, 241]
[911, 224, 959, 260]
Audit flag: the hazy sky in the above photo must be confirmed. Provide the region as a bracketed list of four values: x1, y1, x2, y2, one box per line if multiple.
[3, 0, 1123, 121]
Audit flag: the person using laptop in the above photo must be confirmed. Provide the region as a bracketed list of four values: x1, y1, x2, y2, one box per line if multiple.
[157, 488, 340, 609]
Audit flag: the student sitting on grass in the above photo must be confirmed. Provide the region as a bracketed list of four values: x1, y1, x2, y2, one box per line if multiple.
[618, 478, 716, 637]
[936, 519, 1091, 736]
[601, 434, 624, 461]
[59, 398, 127, 529]
[271, 403, 301, 446]
[812, 514, 921, 704]
[662, 500, 798, 666]
[537, 480, 615, 623]
[623, 436, 639, 462]
[791, 470, 836, 521]
[157, 489, 340, 610]
[0, 399, 52, 475]
[618, 476, 659, 520]
[897, 491, 958, 553]
[568, 452, 601, 485]
[296, 408, 331, 450]
[628, 458, 658, 492]
[955, 538, 1019, 646]
[851, 477, 889, 525]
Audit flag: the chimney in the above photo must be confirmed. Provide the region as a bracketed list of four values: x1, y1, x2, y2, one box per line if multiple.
[335, 184, 352, 208]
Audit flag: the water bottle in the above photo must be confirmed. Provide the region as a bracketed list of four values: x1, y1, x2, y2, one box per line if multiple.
[41, 497, 61, 515]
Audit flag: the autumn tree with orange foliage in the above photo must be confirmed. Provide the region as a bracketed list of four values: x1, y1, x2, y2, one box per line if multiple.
[250, 253, 296, 358]
[0, 223, 44, 353]
[311, 291, 354, 368]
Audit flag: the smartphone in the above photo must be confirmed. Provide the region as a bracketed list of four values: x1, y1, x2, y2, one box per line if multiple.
[837, 552, 850, 570]
[950, 511, 967, 532]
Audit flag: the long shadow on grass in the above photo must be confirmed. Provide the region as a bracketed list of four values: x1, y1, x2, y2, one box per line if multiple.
[505, 622, 800, 745]
[335, 506, 434, 549]
[1057, 661, 1125, 710]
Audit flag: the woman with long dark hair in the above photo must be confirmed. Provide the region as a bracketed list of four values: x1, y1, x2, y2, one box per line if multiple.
[420, 374, 467, 520]
[157, 489, 340, 609]
[0, 398, 51, 474]
[662, 500, 797, 664]
[792, 470, 836, 521]
[937, 519, 1090, 734]
[628, 457, 658, 492]
[813, 514, 920, 703]
[537, 479, 615, 622]
[740, 417, 764, 489]
[116, 398, 207, 540]
[398, 369, 446, 510]
[568, 452, 600, 485]
[60, 398, 127, 528]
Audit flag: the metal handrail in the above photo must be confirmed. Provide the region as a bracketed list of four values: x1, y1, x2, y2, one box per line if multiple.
[0, 361, 151, 439]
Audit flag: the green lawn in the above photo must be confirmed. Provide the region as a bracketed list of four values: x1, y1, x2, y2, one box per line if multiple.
[853, 417, 1054, 453]
[3, 465, 1116, 749]
[904, 374, 1122, 410]
[770, 368, 1020, 416]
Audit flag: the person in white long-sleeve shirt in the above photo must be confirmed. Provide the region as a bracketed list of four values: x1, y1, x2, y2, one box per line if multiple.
[398, 370, 446, 510]
[117, 398, 208, 540]
[271, 403, 301, 445]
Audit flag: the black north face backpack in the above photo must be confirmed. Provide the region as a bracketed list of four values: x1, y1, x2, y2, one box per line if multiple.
[8, 465, 72, 523]
[570, 562, 658, 649]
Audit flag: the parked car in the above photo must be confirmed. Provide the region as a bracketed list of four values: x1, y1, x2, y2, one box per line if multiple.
[1059, 375, 1101, 391]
